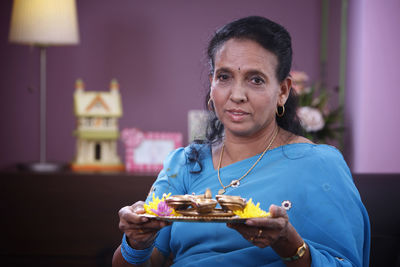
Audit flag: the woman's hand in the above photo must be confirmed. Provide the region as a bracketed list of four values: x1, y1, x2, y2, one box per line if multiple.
[227, 204, 291, 248]
[227, 204, 307, 263]
[118, 201, 170, 250]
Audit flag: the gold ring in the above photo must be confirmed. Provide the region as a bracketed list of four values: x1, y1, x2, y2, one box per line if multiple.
[250, 236, 254, 242]
[138, 229, 144, 234]
[257, 229, 263, 238]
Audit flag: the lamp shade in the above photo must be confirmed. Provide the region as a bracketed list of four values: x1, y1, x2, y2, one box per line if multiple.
[9, 0, 79, 46]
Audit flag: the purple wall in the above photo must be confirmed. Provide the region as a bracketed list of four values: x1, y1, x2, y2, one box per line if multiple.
[1, 0, 323, 169]
[346, 0, 400, 173]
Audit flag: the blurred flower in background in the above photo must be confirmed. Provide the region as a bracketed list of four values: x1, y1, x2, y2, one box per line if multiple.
[291, 70, 343, 145]
[291, 71, 310, 94]
[298, 106, 325, 132]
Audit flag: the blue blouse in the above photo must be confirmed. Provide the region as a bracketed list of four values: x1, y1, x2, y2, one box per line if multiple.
[145, 143, 370, 267]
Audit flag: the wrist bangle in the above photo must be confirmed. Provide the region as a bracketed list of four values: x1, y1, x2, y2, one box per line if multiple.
[121, 234, 154, 265]
[281, 241, 307, 262]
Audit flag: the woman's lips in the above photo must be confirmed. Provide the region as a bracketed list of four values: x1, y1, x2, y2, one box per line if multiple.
[226, 109, 249, 121]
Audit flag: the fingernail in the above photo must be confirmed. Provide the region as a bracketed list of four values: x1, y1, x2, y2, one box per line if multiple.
[245, 220, 254, 226]
[141, 217, 149, 222]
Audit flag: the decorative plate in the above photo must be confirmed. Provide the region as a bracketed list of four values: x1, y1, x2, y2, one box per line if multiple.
[139, 213, 249, 223]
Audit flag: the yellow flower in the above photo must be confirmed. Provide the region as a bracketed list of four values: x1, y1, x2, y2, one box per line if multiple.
[233, 198, 270, 218]
[144, 193, 178, 216]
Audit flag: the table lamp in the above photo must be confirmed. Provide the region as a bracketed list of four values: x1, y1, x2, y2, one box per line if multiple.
[9, 0, 79, 172]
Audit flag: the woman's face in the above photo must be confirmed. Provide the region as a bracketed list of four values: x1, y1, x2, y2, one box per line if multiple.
[210, 38, 290, 138]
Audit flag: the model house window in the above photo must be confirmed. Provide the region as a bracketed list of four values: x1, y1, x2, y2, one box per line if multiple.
[86, 117, 92, 126]
[95, 143, 101, 160]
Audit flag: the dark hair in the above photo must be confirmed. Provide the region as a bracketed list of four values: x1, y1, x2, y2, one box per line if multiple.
[188, 16, 303, 172]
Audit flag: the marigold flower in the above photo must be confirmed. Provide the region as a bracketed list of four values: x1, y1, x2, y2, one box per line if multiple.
[144, 193, 177, 216]
[233, 198, 270, 218]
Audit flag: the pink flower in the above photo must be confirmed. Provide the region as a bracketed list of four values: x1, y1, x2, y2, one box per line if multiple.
[151, 200, 174, 216]
[290, 71, 310, 94]
[297, 106, 325, 132]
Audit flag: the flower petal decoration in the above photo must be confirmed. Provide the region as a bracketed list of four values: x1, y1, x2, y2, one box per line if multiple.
[233, 198, 270, 218]
[144, 193, 177, 217]
[151, 201, 175, 217]
[281, 200, 292, 211]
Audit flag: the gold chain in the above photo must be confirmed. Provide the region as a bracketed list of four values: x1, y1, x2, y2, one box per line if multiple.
[217, 127, 279, 194]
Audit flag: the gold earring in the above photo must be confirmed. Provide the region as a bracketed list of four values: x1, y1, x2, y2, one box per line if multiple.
[276, 105, 285, 117]
[208, 98, 213, 110]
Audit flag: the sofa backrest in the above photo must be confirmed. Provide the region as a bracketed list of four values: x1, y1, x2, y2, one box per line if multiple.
[353, 173, 400, 267]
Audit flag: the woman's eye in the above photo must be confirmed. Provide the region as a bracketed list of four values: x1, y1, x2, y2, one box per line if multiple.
[251, 77, 264, 85]
[217, 74, 229, 81]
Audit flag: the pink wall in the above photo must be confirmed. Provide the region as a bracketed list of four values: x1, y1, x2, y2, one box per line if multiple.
[346, 0, 400, 173]
[0, 0, 324, 169]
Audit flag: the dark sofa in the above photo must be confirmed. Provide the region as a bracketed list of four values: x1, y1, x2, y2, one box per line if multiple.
[353, 174, 400, 267]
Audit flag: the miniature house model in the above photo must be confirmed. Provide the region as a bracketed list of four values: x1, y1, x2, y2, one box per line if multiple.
[71, 79, 124, 171]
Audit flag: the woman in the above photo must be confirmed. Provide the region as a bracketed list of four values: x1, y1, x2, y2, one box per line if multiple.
[112, 16, 370, 267]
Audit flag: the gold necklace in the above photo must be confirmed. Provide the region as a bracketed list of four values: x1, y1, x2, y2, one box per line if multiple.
[217, 127, 279, 195]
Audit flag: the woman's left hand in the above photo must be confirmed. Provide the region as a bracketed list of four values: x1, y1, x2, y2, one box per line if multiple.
[227, 204, 290, 248]
[228, 204, 310, 265]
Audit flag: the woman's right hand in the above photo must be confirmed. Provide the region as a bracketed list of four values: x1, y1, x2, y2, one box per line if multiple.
[118, 201, 170, 250]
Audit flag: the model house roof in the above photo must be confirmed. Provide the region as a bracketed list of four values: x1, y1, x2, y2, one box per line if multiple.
[74, 79, 122, 117]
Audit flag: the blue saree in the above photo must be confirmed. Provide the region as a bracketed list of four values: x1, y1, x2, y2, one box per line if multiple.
[146, 143, 370, 267]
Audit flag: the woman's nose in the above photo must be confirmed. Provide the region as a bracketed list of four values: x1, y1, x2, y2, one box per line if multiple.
[229, 83, 247, 103]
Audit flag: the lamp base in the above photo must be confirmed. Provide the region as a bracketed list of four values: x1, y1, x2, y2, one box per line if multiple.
[17, 162, 66, 172]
